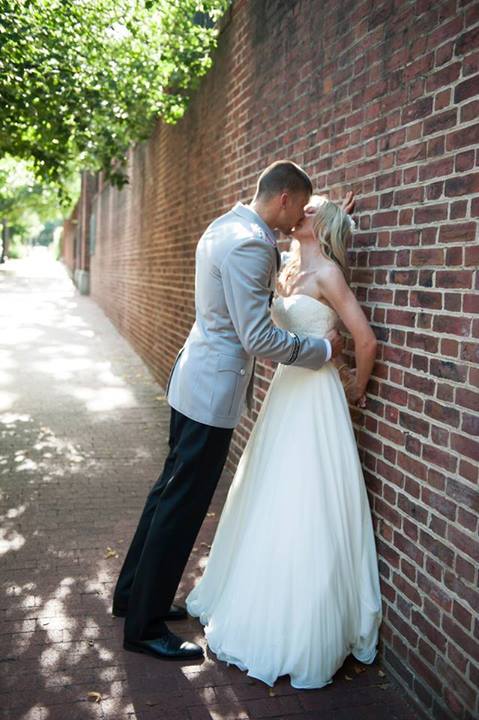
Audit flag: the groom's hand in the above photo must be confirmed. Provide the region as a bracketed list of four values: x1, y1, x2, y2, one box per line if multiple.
[326, 328, 343, 358]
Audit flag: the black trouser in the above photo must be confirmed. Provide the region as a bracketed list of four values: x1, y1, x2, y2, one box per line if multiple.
[113, 408, 233, 641]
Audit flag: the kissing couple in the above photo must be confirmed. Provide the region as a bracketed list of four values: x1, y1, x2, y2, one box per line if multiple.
[112, 160, 382, 689]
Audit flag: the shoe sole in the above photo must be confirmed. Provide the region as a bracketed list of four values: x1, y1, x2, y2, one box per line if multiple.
[113, 609, 187, 621]
[123, 640, 203, 660]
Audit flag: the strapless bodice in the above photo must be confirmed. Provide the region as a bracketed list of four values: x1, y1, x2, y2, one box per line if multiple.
[271, 294, 337, 338]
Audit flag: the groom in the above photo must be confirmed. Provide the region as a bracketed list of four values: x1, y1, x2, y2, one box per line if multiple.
[113, 161, 345, 660]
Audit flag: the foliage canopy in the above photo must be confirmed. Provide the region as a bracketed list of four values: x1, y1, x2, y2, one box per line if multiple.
[0, 0, 229, 195]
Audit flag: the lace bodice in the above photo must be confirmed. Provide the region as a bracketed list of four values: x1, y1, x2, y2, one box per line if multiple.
[271, 294, 338, 338]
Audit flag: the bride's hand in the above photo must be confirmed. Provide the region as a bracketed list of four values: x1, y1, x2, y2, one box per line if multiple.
[342, 369, 367, 407]
[355, 392, 367, 409]
[346, 382, 366, 406]
[341, 190, 356, 216]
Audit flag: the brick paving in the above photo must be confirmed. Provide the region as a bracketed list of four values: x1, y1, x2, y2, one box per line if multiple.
[0, 251, 419, 719]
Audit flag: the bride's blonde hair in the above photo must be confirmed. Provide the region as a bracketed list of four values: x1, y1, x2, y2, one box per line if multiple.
[278, 195, 352, 288]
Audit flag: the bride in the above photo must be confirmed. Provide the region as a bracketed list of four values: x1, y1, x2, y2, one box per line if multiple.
[186, 195, 382, 689]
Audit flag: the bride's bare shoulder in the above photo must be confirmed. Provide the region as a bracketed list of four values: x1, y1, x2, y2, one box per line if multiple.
[313, 260, 347, 293]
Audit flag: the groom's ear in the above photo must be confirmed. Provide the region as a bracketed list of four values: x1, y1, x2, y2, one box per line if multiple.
[279, 192, 288, 209]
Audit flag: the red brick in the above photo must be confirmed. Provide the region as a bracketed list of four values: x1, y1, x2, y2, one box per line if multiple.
[399, 411, 430, 438]
[383, 346, 412, 367]
[396, 143, 427, 164]
[414, 204, 449, 223]
[419, 529, 455, 567]
[401, 96, 434, 123]
[457, 506, 478, 533]
[406, 333, 439, 353]
[461, 98, 479, 123]
[445, 172, 479, 196]
[397, 451, 427, 481]
[423, 109, 457, 136]
[439, 222, 477, 243]
[446, 122, 479, 151]
[371, 210, 399, 227]
[455, 25, 479, 56]
[450, 200, 468, 219]
[444, 292, 462, 312]
[422, 444, 458, 472]
[411, 612, 447, 657]
[432, 316, 471, 337]
[435, 270, 473, 288]
[445, 246, 463, 266]
[417, 571, 453, 612]
[386, 309, 416, 327]
[456, 387, 479, 411]
[454, 73, 479, 103]
[462, 412, 479, 436]
[424, 400, 460, 427]
[462, 294, 479, 314]
[455, 150, 475, 172]
[398, 492, 428, 524]
[451, 433, 479, 462]
[452, 600, 473, 631]
[411, 248, 444, 266]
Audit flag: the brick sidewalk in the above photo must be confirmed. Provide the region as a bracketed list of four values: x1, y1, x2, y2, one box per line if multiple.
[0, 251, 418, 720]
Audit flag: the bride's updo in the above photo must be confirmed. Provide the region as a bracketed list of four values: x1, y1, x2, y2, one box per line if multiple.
[279, 195, 353, 288]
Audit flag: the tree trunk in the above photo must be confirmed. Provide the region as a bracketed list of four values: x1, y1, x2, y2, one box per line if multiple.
[0, 219, 9, 263]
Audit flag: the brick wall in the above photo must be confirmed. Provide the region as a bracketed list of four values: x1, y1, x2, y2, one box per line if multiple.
[85, 1, 479, 718]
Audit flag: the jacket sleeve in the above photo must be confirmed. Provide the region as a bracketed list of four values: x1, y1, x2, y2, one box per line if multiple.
[220, 237, 329, 370]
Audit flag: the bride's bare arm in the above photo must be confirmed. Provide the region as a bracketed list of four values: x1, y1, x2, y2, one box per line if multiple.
[315, 265, 377, 400]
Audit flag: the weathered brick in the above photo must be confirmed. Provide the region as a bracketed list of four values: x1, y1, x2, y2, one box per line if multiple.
[424, 400, 460, 427]
[422, 444, 458, 472]
[436, 270, 473, 288]
[411, 612, 447, 656]
[432, 317, 471, 338]
[414, 204, 449, 223]
[399, 411, 430, 438]
[411, 248, 444, 266]
[445, 172, 479, 196]
[454, 73, 479, 103]
[423, 109, 457, 136]
[451, 433, 479, 462]
[446, 122, 479, 150]
[439, 222, 477, 243]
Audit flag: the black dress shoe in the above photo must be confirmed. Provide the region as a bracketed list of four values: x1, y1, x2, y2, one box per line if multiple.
[165, 603, 188, 620]
[112, 603, 187, 620]
[124, 630, 203, 660]
[112, 604, 128, 618]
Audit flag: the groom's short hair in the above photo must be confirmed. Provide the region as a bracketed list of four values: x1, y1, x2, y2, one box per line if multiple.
[256, 161, 313, 199]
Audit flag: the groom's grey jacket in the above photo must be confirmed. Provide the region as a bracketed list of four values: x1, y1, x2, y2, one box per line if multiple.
[167, 202, 330, 428]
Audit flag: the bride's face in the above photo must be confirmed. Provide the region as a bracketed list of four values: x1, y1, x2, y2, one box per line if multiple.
[291, 202, 320, 241]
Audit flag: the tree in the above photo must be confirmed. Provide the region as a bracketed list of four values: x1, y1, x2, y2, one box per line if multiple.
[0, 155, 67, 260]
[0, 0, 229, 194]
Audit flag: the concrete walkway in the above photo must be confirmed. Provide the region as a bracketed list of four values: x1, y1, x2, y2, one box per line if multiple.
[0, 250, 417, 720]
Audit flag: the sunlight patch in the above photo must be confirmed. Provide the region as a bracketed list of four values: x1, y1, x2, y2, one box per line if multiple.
[0, 391, 18, 411]
[0, 412, 31, 424]
[6, 504, 26, 519]
[0, 528, 25, 555]
[32, 357, 93, 380]
[71, 386, 135, 412]
[20, 704, 48, 720]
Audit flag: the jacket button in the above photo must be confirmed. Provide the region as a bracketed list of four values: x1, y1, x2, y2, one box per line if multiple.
[240, 368, 246, 375]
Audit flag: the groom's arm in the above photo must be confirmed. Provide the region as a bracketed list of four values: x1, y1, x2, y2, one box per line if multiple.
[221, 237, 330, 370]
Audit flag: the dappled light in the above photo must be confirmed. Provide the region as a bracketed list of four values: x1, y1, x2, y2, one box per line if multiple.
[1, 252, 396, 719]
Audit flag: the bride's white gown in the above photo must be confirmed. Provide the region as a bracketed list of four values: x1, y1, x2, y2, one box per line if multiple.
[186, 294, 382, 689]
